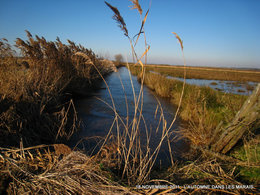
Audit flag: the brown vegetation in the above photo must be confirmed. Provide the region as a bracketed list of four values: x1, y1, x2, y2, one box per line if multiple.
[0, 144, 132, 194]
[0, 32, 115, 148]
[0, 32, 118, 194]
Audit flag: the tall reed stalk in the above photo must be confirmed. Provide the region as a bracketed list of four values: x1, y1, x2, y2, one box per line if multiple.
[97, 1, 187, 185]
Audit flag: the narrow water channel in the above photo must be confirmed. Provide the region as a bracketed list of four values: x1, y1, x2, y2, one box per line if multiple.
[69, 67, 187, 165]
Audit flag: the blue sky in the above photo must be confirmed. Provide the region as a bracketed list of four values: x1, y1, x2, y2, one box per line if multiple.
[0, 0, 259, 68]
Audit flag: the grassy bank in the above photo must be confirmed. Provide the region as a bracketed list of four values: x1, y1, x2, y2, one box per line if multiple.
[129, 65, 260, 188]
[130, 65, 248, 146]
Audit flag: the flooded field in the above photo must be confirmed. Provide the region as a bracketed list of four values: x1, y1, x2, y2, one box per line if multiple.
[148, 70, 258, 95]
[166, 76, 258, 95]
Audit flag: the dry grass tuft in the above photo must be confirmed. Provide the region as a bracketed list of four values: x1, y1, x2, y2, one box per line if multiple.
[165, 159, 258, 194]
[0, 145, 133, 194]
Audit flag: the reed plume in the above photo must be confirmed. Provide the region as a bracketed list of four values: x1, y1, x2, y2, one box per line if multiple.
[129, 0, 143, 15]
[105, 1, 129, 37]
[172, 32, 184, 51]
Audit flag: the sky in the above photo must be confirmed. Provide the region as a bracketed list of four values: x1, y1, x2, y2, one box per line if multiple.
[0, 0, 259, 68]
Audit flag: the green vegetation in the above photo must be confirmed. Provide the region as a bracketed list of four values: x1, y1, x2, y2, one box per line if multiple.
[230, 136, 260, 184]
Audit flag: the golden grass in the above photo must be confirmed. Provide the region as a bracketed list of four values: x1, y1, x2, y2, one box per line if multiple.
[129, 0, 143, 15]
[0, 32, 115, 148]
[0, 144, 133, 194]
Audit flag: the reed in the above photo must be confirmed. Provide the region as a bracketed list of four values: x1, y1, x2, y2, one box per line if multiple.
[101, 0, 194, 187]
[0, 32, 114, 148]
[0, 32, 120, 193]
[104, 0, 179, 186]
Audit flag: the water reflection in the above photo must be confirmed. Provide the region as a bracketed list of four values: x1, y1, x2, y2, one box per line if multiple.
[166, 76, 258, 96]
[149, 70, 257, 95]
[70, 67, 185, 165]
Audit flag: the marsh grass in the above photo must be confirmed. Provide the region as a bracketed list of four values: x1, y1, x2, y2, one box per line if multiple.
[0, 32, 120, 193]
[230, 135, 260, 184]
[0, 32, 115, 148]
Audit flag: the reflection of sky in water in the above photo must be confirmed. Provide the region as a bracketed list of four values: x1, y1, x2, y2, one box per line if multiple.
[70, 67, 185, 165]
[162, 75, 257, 96]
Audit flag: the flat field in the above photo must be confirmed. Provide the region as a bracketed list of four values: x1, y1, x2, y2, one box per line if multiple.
[141, 64, 260, 82]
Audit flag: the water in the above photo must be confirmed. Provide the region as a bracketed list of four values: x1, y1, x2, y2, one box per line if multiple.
[166, 76, 257, 96]
[149, 70, 258, 95]
[69, 67, 186, 165]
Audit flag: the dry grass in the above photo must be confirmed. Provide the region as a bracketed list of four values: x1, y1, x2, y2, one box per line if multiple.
[165, 159, 258, 194]
[105, 2, 129, 38]
[0, 32, 115, 148]
[0, 144, 133, 194]
[0, 33, 122, 193]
